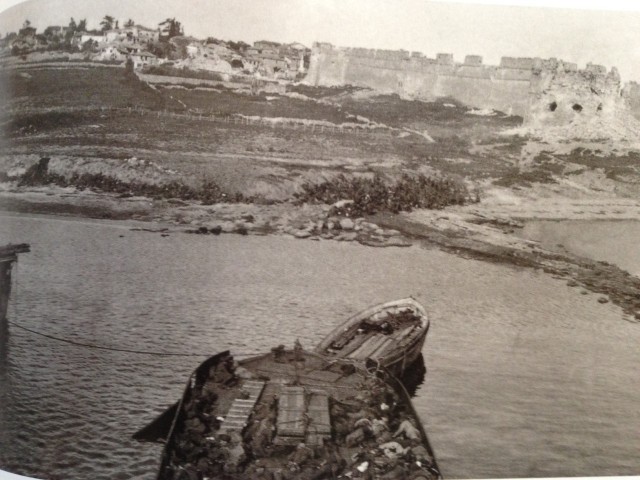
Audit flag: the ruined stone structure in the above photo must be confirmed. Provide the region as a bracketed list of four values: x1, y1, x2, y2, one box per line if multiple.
[306, 43, 640, 124]
[622, 82, 640, 120]
[527, 61, 626, 128]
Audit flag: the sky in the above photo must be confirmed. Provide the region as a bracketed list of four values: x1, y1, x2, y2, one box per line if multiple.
[1, 0, 640, 82]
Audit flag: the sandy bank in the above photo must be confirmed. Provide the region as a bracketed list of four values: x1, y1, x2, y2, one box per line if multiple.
[456, 184, 640, 221]
[0, 184, 410, 248]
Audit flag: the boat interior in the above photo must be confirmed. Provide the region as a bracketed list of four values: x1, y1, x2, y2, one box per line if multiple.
[327, 308, 424, 361]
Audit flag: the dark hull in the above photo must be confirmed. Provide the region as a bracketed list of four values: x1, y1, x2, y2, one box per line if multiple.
[153, 351, 231, 478]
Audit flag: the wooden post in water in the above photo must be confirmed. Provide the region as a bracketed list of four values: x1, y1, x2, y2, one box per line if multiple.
[0, 244, 30, 326]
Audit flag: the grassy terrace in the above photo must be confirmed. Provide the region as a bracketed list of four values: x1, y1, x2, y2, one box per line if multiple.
[1, 67, 164, 110]
[0, 65, 566, 204]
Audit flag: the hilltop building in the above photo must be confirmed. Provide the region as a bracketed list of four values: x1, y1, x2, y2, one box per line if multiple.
[104, 25, 160, 45]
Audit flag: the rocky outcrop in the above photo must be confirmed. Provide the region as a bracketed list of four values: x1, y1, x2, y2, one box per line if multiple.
[522, 63, 640, 143]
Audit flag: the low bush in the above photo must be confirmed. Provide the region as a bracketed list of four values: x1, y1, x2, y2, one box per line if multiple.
[493, 168, 557, 187]
[18, 157, 245, 204]
[7, 111, 89, 135]
[295, 172, 470, 216]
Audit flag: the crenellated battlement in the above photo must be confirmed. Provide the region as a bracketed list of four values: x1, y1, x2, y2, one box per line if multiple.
[311, 42, 618, 80]
[306, 42, 636, 121]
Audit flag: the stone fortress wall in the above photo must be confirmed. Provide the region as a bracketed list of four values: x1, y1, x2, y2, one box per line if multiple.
[306, 42, 640, 124]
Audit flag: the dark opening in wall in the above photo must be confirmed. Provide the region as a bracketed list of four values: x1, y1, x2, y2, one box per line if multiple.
[573, 104, 583, 112]
[597, 103, 603, 111]
[549, 101, 557, 112]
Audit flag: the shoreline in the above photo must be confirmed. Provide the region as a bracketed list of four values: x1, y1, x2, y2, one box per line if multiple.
[3, 185, 640, 323]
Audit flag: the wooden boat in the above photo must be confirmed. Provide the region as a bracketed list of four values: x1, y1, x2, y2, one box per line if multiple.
[139, 346, 441, 480]
[0, 243, 30, 323]
[315, 298, 429, 377]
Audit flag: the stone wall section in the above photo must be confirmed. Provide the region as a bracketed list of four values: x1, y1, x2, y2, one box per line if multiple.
[306, 42, 640, 124]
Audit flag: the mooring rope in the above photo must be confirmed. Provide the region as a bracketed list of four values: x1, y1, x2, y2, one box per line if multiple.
[6, 320, 217, 356]
[6, 261, 288, 359]
[7, 318, 261, 358]
[5, 258, 264, 357]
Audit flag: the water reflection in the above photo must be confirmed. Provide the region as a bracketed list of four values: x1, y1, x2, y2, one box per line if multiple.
[400, 354, 426, 397]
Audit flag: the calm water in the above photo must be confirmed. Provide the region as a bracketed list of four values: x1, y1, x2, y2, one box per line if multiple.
[520, 219, 640, 277]
[0, 213, 638, 479]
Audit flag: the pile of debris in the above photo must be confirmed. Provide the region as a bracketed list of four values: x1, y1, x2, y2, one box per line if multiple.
[359, 310, 423, 335]
[164, 352, 439, 480]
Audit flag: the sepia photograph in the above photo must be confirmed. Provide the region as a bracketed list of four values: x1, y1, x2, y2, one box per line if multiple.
[0, 0, 639, 478]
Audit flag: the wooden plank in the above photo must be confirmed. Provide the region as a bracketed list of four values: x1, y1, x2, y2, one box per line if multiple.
[307, 393, 331, 436]
[0, 243, 30, 263]
[276, 386, 306, 438]
[218, 380, 265, 434]
[302, 369, 344, 383]
[336, 332, 370, 357]
[328, 324, 363, 351]
[279, 386, 305, 409]
[392, 325, 417, 343]
[350, 334, 390, 360]
[369, 337, 395, 360]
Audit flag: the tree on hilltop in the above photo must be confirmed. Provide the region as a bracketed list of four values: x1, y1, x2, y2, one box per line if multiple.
[100, 15, 115, 31]
[227, 40, 250, 53]
[18, 19, 34, 38]
[65, 17, 86, 42]
[124, 19, 135, 28]
[159, 18, 183, 39]
[81, 38, 97, 52]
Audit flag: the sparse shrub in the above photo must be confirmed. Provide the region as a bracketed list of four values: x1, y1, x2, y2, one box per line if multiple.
[493, 169, 557, 187]
[18, 157, 63, 186]
[295, 172, 469, 216]
[8, 111, 89, 135]
[18, 157, 245, 204]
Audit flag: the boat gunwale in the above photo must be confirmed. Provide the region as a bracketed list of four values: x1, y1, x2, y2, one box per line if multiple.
[374, 320, 430, 369]
[378, 359, 443, 479]
[155, 350, 232, 479]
